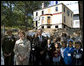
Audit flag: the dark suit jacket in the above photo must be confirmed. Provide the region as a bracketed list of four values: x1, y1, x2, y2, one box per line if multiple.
[33, 36, 47, 54]
[2, 35, 16, 55]
[73, 48, 83, 62]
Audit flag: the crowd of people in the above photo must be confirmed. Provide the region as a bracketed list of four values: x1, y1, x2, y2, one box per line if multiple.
[1, 29, 83, 65]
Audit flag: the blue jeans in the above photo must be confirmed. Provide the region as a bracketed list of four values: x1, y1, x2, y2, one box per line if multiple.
[53, 56, 60, 63]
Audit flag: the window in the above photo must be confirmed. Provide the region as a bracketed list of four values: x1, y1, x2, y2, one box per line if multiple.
[47, 16, 50, 24]
[76, 21, 79, 24]
[71, 13, 72, 17]
[71, 20, 73, 27]
[48, 16, 50, 19]
[48, 8, 51, 13]
[67, 10, 69, 16]
[42, 26, 44, 29]
[56, 7, 58, 11]
[64, 16, 66, 23]
[42, 11, 44, 15]
[47, 25, 51, 28]
[42, 17, 44, 20]
[42, 17, 44, 23]
[55, 25, 58, 28]
[36, 12, 38, 16]
[63, 25, 66, 28]
[64, 7, 65, 12]
[56, 1, 58, 5]
[36, 21, 38, 27]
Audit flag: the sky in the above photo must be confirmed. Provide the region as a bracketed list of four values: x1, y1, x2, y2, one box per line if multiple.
[3, 1, 79, 14]
[48, 1, 57, 6]
[48, 1, 79, 14]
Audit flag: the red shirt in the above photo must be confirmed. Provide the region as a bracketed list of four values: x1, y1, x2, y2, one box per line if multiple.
[53, 48, 60, 57]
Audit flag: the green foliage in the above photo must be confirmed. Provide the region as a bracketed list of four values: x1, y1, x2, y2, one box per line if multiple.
[1, 1, 50, 29]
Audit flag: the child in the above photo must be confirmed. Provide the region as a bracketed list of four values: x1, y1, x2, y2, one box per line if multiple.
[52, 43, 61, 65]
[46, 38, 53, 65]
[63, 40, 74, 65]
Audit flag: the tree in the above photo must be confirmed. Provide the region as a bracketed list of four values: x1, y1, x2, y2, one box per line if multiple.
[14, 1, 50, 30]
[1, 1, 50, 29]
[78, 1, 83, 46]
[1, 1, 18, 27]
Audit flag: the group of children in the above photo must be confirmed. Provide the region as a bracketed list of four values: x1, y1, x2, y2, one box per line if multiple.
[46, 37, 83, 65]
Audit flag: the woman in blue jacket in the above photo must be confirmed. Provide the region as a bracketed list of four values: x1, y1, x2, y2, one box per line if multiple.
[63, 40, 74, 65]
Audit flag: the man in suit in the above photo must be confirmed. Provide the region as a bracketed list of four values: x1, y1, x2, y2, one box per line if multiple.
[73, 41, 83, 65]
[2, 30, 16, 65]
[34, 29, 47, 65]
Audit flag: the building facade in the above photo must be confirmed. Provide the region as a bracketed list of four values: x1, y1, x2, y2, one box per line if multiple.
[33, 3, 73, 29]
[57, 1, 80, 28]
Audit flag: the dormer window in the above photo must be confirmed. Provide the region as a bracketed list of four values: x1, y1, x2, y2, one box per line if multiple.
[56, 7, 58, 11]
[42, 11, 44, 15]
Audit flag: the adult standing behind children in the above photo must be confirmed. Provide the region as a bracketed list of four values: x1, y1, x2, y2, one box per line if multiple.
[73, 41, 83, 65]
[2, 30, 16, 65]
[34, 29, 47, 65]
[60, 41, 66, 65]
[14, 30, 31, 65]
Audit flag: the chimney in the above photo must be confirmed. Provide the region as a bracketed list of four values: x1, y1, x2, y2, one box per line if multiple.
[54, 1, 58, 5]
[42, 2, 44, 9]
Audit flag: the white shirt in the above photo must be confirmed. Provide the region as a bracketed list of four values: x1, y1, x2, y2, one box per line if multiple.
[60, 47, 65, 58]
[38, 35, 42, 42]
[48, 44, 51, 48]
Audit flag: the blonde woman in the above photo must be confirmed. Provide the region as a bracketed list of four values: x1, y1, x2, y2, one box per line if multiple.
[14, 30, 31, 65]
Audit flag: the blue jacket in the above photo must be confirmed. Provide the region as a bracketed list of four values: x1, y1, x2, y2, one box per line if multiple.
[67, 39, 73, 45]
[63, 46, 74, 65]
[73, 48, 83, 65]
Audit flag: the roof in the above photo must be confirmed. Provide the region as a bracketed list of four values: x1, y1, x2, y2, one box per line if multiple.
[33, 3, 73, 13]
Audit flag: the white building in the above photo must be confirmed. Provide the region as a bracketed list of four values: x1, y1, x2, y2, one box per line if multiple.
[73, 14, 80, 28]
[33, 3, 73, 29]
[57, 1, 80, 28]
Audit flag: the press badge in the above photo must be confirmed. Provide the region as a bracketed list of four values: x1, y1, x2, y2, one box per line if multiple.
[19, 43, 24, 46]
[32, 48, 35, 51]
[76, 54, 81, 59]
[68, 53, 71, 56]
